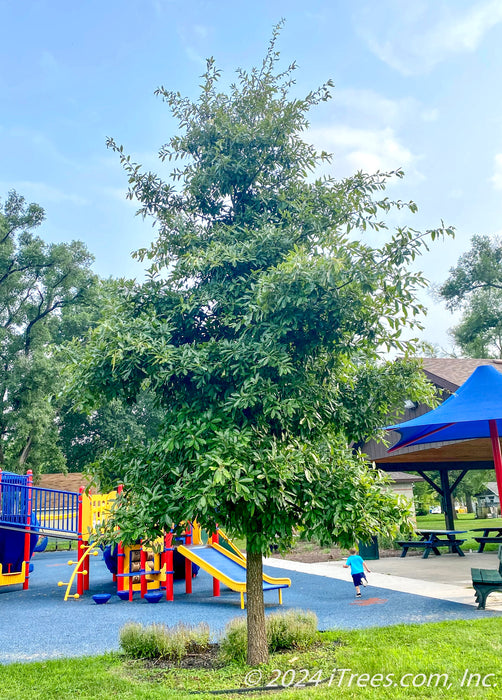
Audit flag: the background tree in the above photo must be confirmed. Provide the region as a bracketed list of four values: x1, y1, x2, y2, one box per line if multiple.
[0, 191, 95, 474]
[65, 29, 452, 664]
[440, 235, 502, 357]
[413, 470, 491, 515]
[55, 279, 164, 476]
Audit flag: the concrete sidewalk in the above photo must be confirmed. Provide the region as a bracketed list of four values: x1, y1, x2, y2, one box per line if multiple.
[265, 550, 502, 610]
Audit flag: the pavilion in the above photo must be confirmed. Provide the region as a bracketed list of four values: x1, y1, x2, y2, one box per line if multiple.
[363, 358, 502, 530]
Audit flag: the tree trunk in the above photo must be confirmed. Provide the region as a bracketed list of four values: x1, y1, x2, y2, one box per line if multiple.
[466, 493, 474, 513]
[246, 550, 268, 665]
[18, 434, 33, 469]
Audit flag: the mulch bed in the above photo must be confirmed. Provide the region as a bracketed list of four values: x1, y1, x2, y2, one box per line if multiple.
[133, 643, 222, 670]
[269, 540, 405, 564]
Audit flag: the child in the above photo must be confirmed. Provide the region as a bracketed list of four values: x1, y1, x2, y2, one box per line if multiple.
[343, 547, 371, 597]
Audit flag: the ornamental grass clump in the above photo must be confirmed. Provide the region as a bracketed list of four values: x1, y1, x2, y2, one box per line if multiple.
[219, 610, 318, 664]
[219, 617, 248, 665]
[267, 609, 318, 652]
[119, 621, 210, 661]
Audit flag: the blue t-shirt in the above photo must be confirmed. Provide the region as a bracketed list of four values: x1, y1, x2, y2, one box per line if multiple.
[346, 554, 364, 575]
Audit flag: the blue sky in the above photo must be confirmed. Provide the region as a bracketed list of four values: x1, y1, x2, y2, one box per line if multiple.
[2, 0, 502, 350]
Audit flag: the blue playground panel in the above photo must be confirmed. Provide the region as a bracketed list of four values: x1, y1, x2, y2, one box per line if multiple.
[0, 550, 500, 664]
[0, 472, 40, 572]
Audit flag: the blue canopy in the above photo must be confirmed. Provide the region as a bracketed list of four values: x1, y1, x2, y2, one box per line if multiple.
[387, 364, 502, 451]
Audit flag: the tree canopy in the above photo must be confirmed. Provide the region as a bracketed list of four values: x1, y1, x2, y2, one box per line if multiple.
[0, 191, 95, 473]
[440, 235, 502, 357]
[65, 29, 453, 663]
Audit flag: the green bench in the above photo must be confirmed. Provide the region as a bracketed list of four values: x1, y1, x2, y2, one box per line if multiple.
[471, 545, 502, 610]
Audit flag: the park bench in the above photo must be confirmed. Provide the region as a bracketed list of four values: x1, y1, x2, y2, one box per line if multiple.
[396, 539, 437, 557]
[397, 530, 466, 559]
[473, 536, 502, 553]
[471, 545, 502, 610]
[470, 527, 502, 553]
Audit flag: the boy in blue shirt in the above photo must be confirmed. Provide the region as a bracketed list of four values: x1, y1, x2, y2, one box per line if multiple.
[343, 547, 371, 597]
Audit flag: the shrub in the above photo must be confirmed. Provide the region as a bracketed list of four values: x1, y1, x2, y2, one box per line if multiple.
[219, 609, 318, 664]
[119, 621, 210, 661]
[218, 617, 248, 665]
[267, 609, 318, 652]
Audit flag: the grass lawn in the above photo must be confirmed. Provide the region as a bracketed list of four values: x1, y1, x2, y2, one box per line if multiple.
[1, 618, 501, 699]
[416, 513, 502, 551]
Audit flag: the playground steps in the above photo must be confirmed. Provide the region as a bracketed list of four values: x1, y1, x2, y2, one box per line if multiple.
[0, 561, 27, 586]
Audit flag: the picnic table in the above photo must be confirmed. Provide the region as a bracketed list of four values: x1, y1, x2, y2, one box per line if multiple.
[470, 526, 502, 553]
[397, 530, 467, 559]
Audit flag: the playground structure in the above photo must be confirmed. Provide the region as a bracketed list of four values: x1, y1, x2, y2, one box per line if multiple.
[0, 469, 291, 607]
[0, 469, 115, 594]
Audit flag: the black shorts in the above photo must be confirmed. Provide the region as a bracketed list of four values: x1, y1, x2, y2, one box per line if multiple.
[352, 572, 365, 587]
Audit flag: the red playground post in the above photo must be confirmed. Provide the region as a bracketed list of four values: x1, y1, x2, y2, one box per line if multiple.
[22, 470, 33, 590]
[164, 533, 174, 601]
[76, 487, 85, 596]
[184, 525, 192, 594]
[140, 543, 147, 599]
[211, 529, 220, 598]
[116, 485, 125, 593]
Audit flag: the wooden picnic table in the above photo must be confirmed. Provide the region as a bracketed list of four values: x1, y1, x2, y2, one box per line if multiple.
[470, 526, 502, 553]
[397, 530, 467, 559]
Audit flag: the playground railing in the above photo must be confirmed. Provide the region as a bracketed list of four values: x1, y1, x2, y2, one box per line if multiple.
[0, 478, 79, 537]
[32, 486, 79, 536]
[0, 476, 32, 526]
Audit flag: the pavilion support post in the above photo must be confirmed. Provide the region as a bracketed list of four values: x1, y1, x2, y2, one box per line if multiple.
[439, 470, 455, 531]
[489, 420, 502, 517]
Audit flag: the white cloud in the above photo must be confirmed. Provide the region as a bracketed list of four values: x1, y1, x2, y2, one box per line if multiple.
[491, 153, 502, 190]
[308, 124, 420, 179]
[184, 45, 205, 66]
[332, 88, 415, 126]
[420, 108, 439, 123]
[330, 87, 438, 131]
[193, 24, 209, 39]
[356, 0, 502, 75]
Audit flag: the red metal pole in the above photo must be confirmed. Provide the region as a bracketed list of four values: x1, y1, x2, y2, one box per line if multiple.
[185, 525, 192, 594]
[164, 533, 174, 601]
[211, 529, 220, 597]
[116, 485, 124, 593]
[23, 470, 33, 590]
[489, 420, 502, 515]
[77, 487, 84, 597]
[140, 543, 147, 598]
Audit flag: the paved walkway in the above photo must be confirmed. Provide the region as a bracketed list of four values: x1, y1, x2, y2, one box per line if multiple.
[0, 549, 500, 664]
[265, 550, 502, 610]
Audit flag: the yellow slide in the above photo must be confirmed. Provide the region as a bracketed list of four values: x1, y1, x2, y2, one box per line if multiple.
[177, 541, 291, 609]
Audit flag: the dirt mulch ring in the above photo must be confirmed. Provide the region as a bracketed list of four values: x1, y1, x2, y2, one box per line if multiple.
[137, 643, 222, 670]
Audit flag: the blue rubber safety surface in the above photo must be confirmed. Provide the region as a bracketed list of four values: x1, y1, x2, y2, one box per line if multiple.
[0, 550, 499, 664]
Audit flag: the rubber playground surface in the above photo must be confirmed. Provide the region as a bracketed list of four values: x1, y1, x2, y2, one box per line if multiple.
[1, 549, 501, 664]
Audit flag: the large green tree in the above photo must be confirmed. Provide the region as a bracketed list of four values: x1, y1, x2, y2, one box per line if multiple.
[65, 30, 452, 664]
[55, 279, 164, 476]
[0, 191, 95, 473]
[440, 235, 502, 357]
